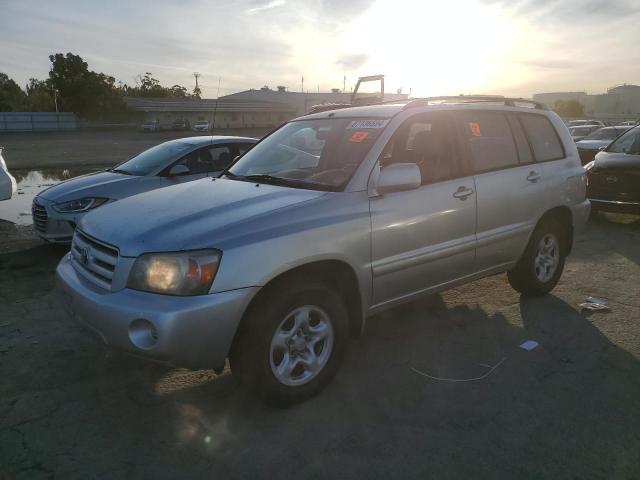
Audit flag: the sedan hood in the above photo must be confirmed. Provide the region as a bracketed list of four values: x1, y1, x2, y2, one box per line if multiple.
[576, 139, 611, 151]
[38, 171, 138, 202]
[79, 178, 327, 257]
[593, 151, 640, 170]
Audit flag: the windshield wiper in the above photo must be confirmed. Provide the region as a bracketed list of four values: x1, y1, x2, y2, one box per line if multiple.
[109, 168, 134, 175]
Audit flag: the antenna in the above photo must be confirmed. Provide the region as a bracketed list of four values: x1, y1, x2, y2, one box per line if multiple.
[212, 77, 222, 131]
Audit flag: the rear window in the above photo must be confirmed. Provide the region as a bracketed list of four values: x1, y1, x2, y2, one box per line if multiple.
[519, 114, 564, 162]
[457, 112, 518, 172]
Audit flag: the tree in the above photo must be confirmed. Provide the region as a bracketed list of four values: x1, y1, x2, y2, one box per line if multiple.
[127, 73, 193, 98]
[192, 85, 201, 99]
[48, 52, 129, 120]
[0, 73, 27, 111]
[554, 99, 585, 117]
[25, 78, 55, 112]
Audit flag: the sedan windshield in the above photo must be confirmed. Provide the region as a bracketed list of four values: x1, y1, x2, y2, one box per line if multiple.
[227, 118, 387, 190]
[607, 127, 640, 154]
[113, 141, 193, 176]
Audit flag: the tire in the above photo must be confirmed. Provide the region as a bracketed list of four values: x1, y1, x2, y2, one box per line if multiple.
[229, 281, 349, 406]
[507, 217, 567, 296]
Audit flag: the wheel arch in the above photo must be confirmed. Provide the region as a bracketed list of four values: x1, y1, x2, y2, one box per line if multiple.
[231, 260, 365, 352]
[536, 206, 574, 255]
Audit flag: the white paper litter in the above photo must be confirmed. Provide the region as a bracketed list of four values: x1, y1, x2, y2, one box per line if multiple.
[519, 340, 539, 351]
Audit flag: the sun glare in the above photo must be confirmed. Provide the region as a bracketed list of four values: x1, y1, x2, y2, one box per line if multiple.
[343, 0, 516, 96]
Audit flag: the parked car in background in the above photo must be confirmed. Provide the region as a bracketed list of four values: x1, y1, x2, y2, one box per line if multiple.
[618, 120, 639, 127]
[567, 119, 606, 128]
[172, 118, 190, 131]
[0, 147, 17, 201]
[585, 125, 640, 215]
[142, 120, 160, 132]
[575, 126, 629, 164]
[56, 97, 589, 405]
[569, 125, 601, 142]
[33, 136, 257, 243]
[193, 120, 211, 132]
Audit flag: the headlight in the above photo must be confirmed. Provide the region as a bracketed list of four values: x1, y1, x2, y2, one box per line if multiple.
[53, 197, 109, 213]
[127, 250, 221, 296]
[584, 161, 595, 171]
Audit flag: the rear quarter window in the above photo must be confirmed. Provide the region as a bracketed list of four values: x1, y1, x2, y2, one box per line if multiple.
[519, 114, 565, 162]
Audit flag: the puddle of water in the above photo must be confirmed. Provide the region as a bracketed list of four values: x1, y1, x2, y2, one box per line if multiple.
[0, 167, 104, 225]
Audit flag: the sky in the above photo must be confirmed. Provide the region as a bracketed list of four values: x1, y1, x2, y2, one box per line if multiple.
[1, 0, 639, 98]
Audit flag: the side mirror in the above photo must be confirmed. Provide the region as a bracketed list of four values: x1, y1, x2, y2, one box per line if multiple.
[376, 163, 421, 195]
[169, 164, 190, 176]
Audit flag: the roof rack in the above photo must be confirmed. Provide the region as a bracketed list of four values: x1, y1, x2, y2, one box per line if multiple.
[401, 96, 548, 110]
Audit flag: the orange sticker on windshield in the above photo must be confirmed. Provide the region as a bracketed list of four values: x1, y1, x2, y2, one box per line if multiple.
[469, 122, 481, 136]
[349, 131, 369, 142]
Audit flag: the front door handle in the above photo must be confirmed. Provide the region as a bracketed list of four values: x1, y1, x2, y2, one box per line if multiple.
[526, 171, 541, 182]
[453, 186, 474, 200]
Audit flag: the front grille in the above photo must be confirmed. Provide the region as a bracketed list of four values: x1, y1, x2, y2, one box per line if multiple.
[587, 169, 640, 202]
[32, 200, 48, 233]
[70, 230, 119, 290]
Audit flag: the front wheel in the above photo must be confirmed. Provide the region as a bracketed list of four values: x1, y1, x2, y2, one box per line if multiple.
[507, 218, 567, 296]
[229, 282, 349, 406]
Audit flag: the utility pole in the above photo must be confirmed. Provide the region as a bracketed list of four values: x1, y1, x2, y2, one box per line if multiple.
[343, 75, 346, 93]
[192, 72, 201, 98]
[301, 75, 304, 93]
[53, 88, 59, 113]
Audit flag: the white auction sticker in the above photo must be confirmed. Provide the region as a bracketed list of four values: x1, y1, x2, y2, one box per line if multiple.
[347, 119, 389, 129]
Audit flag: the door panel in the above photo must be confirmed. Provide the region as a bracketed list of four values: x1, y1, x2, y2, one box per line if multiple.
[370, 177, 477, 306]
[473, 165, 545, 270]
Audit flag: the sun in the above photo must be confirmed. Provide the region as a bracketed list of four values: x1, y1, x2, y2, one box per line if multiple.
[342, 0, 517, 97]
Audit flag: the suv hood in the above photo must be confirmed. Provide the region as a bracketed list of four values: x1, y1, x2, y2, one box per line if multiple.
[79, 178, 326, 257]
[38, 171, 138, 202]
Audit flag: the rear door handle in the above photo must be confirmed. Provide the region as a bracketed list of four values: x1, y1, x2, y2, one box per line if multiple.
[453, 186, 474, 200]
[526, 171, 541, 182]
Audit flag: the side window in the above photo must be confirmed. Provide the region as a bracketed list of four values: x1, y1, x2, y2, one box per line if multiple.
[380, 113, 458, 184]
[608, 127, 640, 154]
[519, 114, 564, 162]
[207, 145, 234, 171]
[173, 146, 232, 174]
[457, 111, 518, 172]
[238, 143, 255, 155]
[507, 114, 533, 164]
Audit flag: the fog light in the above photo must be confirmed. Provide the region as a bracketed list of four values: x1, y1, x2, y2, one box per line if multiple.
[128, 318, 158, 350]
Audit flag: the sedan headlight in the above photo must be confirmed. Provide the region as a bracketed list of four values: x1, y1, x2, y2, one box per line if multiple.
[53, 197, 109, 213]
[127, 250, 221, 296]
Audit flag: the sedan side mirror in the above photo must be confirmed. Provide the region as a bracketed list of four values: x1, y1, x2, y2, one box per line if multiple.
[169, 164, 190, 176]
[376, 163, 422, 195]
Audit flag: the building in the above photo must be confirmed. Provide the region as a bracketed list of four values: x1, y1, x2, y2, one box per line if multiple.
[533, 84, 640, 121]
[124, 96, 297, 129]
[219, 85, 409, 117]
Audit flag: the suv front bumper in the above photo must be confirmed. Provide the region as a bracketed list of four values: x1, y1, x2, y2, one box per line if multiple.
[55, 253, 258, 370]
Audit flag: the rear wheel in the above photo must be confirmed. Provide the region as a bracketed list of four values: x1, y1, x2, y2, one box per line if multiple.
[507, 218, 567, 296]
[230, 282, 348, 406]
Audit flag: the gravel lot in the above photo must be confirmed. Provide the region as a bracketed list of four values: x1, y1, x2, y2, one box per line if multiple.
[0, 132, 639, 479]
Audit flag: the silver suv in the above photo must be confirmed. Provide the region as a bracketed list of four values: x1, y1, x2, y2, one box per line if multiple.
[56, 97, 590, 405]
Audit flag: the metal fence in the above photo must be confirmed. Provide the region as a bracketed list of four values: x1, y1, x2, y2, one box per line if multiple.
[0, 112, 78, 132]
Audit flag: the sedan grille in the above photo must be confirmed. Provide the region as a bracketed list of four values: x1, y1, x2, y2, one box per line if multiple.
[32, 200, 48, 233]
[70, 230, 119, 290]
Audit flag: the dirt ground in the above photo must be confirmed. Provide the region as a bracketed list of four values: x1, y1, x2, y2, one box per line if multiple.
[1, 211, 639, 479]
[1, 128, 271, 170]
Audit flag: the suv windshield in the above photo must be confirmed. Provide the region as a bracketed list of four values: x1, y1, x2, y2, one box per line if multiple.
[227, 118, 386, 190]
[607, 126, 640, 154]
[113, 141, 193, 176]
[584, 128, 620, 141]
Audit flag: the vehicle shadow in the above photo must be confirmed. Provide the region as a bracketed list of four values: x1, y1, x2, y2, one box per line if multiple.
[120, 291, 640, 479]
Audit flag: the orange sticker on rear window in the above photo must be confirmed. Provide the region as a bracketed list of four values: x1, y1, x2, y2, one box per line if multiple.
[349, 131, 369, 142]
[469, 122, 481, 136]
